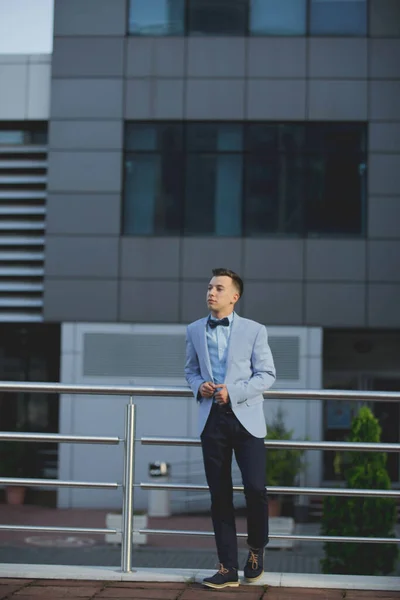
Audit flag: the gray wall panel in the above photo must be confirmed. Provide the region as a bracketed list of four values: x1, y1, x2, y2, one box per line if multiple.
[49, 121, 123, 150]
[181, 239, 242, 279]
[247, 80, 306, 120]
[368, 241, 400, 282]
[154, 80, 185, 119]
[45, 237, 119, 278]
[52, 38, 125, 77]
[185, 79, 245, 120]
[370, 39, 400, 79]
[48, 151, 122, 193]
[368, 285, 400, 327]
[54, 0, 127, 36]
[308, 80, 368, 120]
[44, 279, 118, 321]
[369, 81, 400, 120]
[181, 282, 210, 323]
[126, 38, 185, 78]
[243, 240, 304, 281]
[245, 282, 303, 325]
[119, 281, 180, 323]
[51, 79, 123, 119]
[370, 0, 400, 37]
[46, 194, 121, 235]
[306, 240, 366, 281]
[125, 79, 185, 119]
[120, 238, 180, 279]
[187, 38, 246, 78]
[125, 79, 152, 119]
[369, 124, 400, 153]
[0, 63, 28, 118]
[368, 197, 400, 238]
[247, 38, 306, 78]
[306, 283, 366, 326]
[309, 39, 367, 79]
[369, 154, 400, 196]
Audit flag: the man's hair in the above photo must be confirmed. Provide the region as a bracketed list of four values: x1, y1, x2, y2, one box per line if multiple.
[212, 268, 244, 298]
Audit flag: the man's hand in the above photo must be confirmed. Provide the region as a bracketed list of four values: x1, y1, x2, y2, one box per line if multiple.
[200, 381, 215, 398]
[214, 384, 229, 405]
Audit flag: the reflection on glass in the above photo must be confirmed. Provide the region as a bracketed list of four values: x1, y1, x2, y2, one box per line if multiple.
[250, 0, 307, 35]
[306, 153, 365, 235]
[244, 154, 305, 235]
[186, 123, 243, 152]
[129, 0, 184, 35]
[0, 131, 25, 145]
[185, 154, 242, 236]
[188, 0, 248, 35]
[123, 122, 366, 237]
[310, 0, 367, 36]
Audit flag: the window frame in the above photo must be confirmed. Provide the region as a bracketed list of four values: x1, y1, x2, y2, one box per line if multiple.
[122, 121, 368, 239]
[127, 0, 369, 37]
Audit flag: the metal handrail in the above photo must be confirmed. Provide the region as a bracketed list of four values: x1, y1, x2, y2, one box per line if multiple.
[140, 482, 400, 498]
[0, 381, 399, 576]
[142, 436, 400, 453]
[139, 528, 400, 545]
[0, 380, 399, 402]
[0, 478, 119, 489]
[0, 432, 120, 444]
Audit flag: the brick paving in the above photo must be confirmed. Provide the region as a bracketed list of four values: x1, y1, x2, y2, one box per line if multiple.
[0, 580, 399, 600]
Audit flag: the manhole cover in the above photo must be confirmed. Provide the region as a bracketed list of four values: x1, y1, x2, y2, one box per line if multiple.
[25, 536, 96, 548]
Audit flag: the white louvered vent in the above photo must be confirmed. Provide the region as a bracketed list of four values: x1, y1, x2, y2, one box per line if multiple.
[83, 332, 186, 377]
[82, 331, 300, 381]
[268, 336, 300, 380]
[0, 125, 47, 321]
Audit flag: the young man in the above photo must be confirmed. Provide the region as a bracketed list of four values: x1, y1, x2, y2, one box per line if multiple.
[185, 268, 276, 589]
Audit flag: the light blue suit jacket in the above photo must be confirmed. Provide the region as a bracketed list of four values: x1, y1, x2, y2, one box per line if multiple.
[185, 314, 276, 438]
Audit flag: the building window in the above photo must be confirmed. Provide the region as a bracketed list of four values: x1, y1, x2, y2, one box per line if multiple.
[188, 0, 248, 36]
[305, 123, 367, 235]
[309, 0, 367, 36]
[129, 0, 368, 36]
[249, 0, 307, 35]
[128, 0, 185, 35]
[124, 124, 184, 235]
[185, 124, 243, 235]
[123, 122, 367, 238]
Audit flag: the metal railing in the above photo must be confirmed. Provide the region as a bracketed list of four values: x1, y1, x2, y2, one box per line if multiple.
[0, 381, 399, 574]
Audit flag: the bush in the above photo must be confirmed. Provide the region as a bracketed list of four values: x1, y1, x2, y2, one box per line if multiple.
[265, 407, 305, 489]
[321, 406, 398, 575]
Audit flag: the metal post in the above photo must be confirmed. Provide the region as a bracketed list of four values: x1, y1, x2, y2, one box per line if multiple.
[121, 398, 136, 573]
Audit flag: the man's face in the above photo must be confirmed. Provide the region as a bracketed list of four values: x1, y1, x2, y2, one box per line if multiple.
[206, 276, 239, 316]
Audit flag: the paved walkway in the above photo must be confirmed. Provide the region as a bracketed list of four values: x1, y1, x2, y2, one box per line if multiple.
[1, 578, 400, 599]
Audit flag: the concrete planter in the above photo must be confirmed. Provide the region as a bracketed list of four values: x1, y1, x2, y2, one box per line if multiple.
[105, 513, 148, 545]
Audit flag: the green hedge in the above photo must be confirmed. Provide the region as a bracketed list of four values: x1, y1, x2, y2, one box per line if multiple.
[321, 406, 398, 575]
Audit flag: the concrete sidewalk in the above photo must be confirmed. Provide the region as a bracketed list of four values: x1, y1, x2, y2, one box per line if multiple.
[2, 577, 400, 600]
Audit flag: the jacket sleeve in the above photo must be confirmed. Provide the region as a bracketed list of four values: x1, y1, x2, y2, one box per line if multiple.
[184, 327, 204, 402]
[226, 325, 276, 407]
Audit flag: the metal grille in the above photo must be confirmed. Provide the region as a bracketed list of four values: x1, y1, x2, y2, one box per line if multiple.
[268, 336, 300, 380]
[0, 125, 47, 321]
[83, 332, 186, 378]
[83, 331, 301, 381]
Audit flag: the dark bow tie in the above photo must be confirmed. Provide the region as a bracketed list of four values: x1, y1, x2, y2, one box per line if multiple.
[208, 317, 230, 329]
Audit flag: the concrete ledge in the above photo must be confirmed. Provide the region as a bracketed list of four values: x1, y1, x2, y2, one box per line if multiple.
[0, 564, 399, 591]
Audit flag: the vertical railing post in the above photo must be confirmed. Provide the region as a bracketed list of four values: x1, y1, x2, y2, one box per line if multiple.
[121, 397, 136, 573]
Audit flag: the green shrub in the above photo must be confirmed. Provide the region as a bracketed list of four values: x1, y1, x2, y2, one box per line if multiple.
[265, 407, 305, 489]
[321, 406, 398, 575]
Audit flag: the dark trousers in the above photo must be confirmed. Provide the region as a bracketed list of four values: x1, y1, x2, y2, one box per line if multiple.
[200, 403, 269, 569]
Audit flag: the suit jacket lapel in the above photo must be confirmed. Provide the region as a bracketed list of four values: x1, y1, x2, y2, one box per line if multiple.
[198, 318, 213, 381]
[225, 313, 243, 381]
